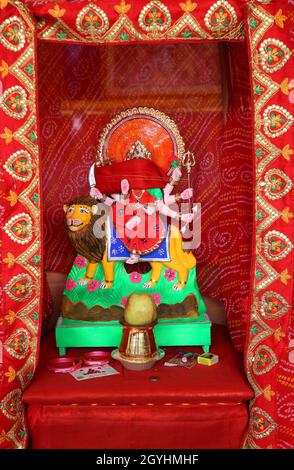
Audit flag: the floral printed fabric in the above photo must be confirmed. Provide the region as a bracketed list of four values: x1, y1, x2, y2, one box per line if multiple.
[0, 0, 293, 449]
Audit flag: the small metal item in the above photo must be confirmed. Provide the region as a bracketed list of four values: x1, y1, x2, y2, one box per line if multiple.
[112, 320, 165, 371]
[150, 375, 160, 381]
[182, 150, 196, 213]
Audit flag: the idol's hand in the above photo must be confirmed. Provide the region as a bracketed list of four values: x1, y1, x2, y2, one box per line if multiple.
[144, 204, 156, 215]
[181, 213, 194, 224]
[90, 187, 103, 200]
[163, 194, 174, 206]
[121, 179, 129, 195]
[181, 188, 193, 200]
[126, 215, 141, 230]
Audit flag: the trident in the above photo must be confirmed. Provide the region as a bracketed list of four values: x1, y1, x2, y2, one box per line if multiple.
[182, 150, 196, 213]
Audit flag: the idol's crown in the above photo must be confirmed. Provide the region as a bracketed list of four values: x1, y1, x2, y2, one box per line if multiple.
[126, 140, 152, 160]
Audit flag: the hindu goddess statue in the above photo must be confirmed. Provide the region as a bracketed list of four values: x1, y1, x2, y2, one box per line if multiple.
[61, 108, 207, 327]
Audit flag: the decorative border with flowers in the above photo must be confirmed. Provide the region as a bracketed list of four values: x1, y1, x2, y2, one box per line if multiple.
[245, 0, 293, 449]
[0, 0, 293, 449]
[0, 0, 42, 448]
[32, 0, 246, 43]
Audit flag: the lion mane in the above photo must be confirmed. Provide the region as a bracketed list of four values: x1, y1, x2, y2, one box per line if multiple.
[65, 196, 106, 264]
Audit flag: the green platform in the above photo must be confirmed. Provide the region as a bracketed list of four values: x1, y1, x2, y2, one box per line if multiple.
[56, 314, 211, 356]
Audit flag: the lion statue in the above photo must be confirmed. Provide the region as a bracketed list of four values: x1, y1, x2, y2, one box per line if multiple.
[64, 196, 113, 289]
[64, 196, 196, 291]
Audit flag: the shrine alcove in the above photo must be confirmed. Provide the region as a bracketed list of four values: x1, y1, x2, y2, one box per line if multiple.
[39, 40, 253, 351]
[1, 0, 293, 451]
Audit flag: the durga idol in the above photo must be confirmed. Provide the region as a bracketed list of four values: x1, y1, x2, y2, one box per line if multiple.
[88, 140, 195, 275]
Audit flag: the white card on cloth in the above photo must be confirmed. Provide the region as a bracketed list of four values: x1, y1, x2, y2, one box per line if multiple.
[70, 364, 119, 381]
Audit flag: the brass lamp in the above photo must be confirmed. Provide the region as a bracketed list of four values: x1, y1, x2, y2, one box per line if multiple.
[112, 293, 164, 370]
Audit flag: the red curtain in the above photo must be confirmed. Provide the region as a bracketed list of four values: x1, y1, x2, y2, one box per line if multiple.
[219, 42, 253, 353]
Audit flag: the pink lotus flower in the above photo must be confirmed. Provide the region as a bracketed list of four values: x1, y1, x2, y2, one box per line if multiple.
[164, 269, 176, 281]
[65, 279, 76, 291]
[121, 296, 129, 307]
[74, 256, 87, 269]
[87, 279, 100, 291]
[129, 272, 142, 283]
[151, 294, 162, 305]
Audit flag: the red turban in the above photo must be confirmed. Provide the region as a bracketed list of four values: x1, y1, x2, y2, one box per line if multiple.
[94, 159, 169, 194]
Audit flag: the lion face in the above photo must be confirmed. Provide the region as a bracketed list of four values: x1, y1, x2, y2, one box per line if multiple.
[64, 204, 97, 232]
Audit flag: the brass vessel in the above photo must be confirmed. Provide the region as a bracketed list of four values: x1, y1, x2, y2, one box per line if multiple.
[119, 320, 158, 362]
[112, 320, 164, 371]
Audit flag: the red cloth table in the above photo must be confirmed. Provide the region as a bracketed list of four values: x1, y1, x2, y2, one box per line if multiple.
[23, 325, 253, 449]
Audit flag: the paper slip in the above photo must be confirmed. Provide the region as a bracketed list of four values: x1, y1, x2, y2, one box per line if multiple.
[70, 364, 119, 381]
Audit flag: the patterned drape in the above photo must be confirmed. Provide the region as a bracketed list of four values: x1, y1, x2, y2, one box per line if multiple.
[0, 0, 41, 448]
[0, 0, 293, 449]
[245, 0, 293, 449]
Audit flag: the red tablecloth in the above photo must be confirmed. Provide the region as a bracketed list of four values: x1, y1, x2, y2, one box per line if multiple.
[23, 325, 253, 448]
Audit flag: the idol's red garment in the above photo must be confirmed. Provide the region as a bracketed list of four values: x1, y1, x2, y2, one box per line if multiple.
[94, 159, 169, 194]
[23, 325, 253, 449]
[111, 190, 165, 255]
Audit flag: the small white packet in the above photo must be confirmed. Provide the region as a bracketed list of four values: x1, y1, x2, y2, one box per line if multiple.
[70, 364, 119, 381]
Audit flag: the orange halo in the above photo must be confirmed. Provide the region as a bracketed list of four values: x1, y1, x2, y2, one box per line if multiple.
[106, 118, 174, 173]
[97, 109, 185, 174]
